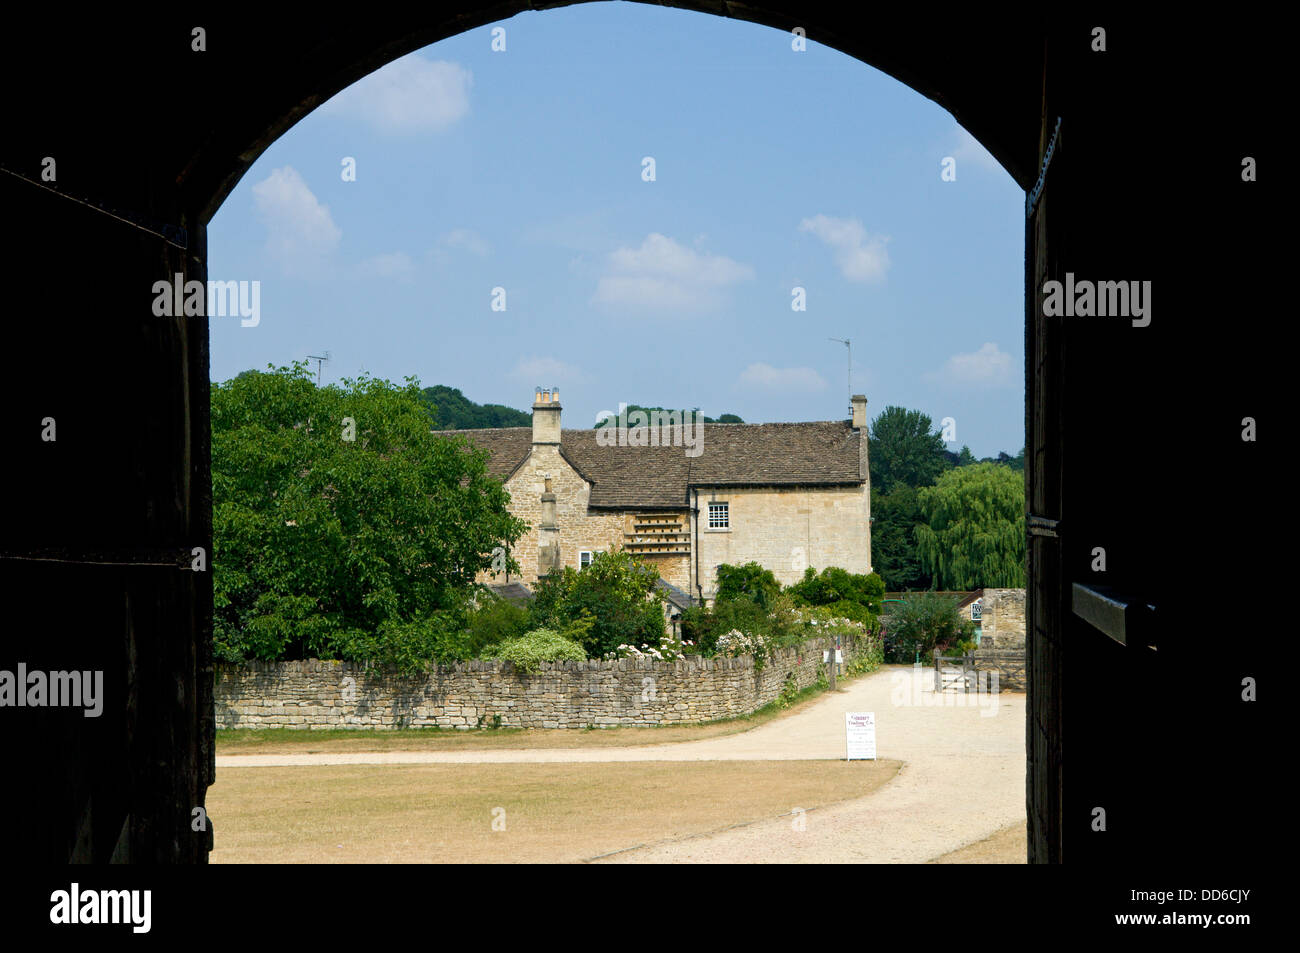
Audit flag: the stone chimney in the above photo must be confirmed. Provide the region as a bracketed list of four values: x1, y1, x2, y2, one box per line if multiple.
[532, 387, 562, 445]
[538, 474, 561, 575]
[851, 394, 868, 430]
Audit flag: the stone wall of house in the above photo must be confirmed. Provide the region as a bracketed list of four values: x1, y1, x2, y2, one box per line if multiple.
[694, 484, 872, 600]
[475, 441, 692, 589]
[215, 634, 867, 730]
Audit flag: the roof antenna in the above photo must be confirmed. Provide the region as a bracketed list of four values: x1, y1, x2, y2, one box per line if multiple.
[828, 338, 850, 414]
[307, 350, 331, 386]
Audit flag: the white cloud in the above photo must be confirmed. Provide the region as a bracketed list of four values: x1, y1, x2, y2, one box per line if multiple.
[251, 166, 341, 275]
[321, 55, 471, 134]
[592, 233, 753, 314]
[798, 215, 890, 283]
[357, 251, 414, 279]
[932, 342, 1015, 387]
[737, 363, 828, 393]
[432, 228, 491, 260]
[510, 356, 582, 383]
[951, 125, 1003, 173]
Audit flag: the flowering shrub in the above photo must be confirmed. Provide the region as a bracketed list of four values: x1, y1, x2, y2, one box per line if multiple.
[715, 629, 769, 658]
[603, 635, 692, 662]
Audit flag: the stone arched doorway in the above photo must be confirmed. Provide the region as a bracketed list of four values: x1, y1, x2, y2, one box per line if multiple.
[0, 7, 1268, 866]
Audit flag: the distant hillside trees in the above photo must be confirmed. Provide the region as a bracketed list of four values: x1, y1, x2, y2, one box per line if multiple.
[591, 404, 743, 426]
[420, 385, 531, 430]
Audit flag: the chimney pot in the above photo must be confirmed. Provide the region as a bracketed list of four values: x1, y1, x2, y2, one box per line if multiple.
[532, 387, 562, 444]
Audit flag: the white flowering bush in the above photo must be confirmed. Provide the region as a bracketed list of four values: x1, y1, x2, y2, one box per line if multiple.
[715, 629, 771, 659]
[603, 635, 692, 662]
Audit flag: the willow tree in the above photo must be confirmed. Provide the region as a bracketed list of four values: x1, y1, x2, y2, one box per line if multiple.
[914, 463, 1026, 589]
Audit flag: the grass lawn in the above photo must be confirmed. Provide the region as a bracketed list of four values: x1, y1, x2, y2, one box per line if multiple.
[208, 759, 900, 863]
[928, 823, 1027, 864]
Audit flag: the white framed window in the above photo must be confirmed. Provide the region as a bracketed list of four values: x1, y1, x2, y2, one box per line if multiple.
[708, 502, 729, 529]
[579, 550, 595, 569]
[971, 599, 983, 622]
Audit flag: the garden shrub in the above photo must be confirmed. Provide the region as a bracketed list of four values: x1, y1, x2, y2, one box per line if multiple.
[485, 628, 587, 674]
[881, 591, 976, 663]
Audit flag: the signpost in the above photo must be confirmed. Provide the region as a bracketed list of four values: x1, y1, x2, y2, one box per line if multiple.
[845, 712, 876, 761]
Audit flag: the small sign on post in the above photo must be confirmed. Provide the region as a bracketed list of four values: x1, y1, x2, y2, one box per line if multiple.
[845, 711, 876, 761]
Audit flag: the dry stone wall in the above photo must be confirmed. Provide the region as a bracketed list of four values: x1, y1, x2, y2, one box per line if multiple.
[216, 634, 866, 730]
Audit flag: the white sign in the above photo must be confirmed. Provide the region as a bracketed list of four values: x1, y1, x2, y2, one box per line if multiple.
[822, 650, 844, 663]
[845, 711, 876, 761]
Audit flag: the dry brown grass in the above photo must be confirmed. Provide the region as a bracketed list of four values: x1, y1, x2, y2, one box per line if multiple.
[208, 759, 900, 863]
[928, 822, 1027, 863]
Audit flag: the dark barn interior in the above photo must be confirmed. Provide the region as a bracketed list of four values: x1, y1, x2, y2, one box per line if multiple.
[0, 5, 1271, 866]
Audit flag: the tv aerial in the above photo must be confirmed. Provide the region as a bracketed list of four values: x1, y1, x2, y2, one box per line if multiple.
[307, 351, 331, 385]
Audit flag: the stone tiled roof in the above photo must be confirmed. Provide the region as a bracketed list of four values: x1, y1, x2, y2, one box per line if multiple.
[446, 422, 865, 510]
[655, 578, 697, 611]
[484, 582, 533, 606]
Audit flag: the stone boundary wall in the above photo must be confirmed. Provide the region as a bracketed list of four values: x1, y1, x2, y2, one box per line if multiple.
[216, 634, 867, 730]
[970, 651, 1026, 691]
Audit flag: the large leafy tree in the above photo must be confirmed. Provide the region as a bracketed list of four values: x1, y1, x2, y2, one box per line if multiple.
[914, 463, 1026, 589]
[212, 362, 527, 668]
[868, 406, 948, 494]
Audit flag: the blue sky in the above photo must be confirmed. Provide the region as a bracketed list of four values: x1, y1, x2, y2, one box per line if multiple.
[208, 2, 1024, 457]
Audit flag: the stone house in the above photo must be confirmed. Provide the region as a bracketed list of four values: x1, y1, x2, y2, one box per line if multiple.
[454, 388, 873, 606]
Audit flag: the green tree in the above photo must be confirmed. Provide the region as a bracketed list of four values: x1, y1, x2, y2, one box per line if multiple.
[464, 594, 531, 657]
[871, 484, 934, 591]
[211, 362, 527, 669]
[786, 566, 885, 623]
[881, 591, 976, 663]
[715, 562, 781, 608]
[914, 463, 1026, 589]
[528, 550, 665, 658]
[868, 406, 948, 493]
